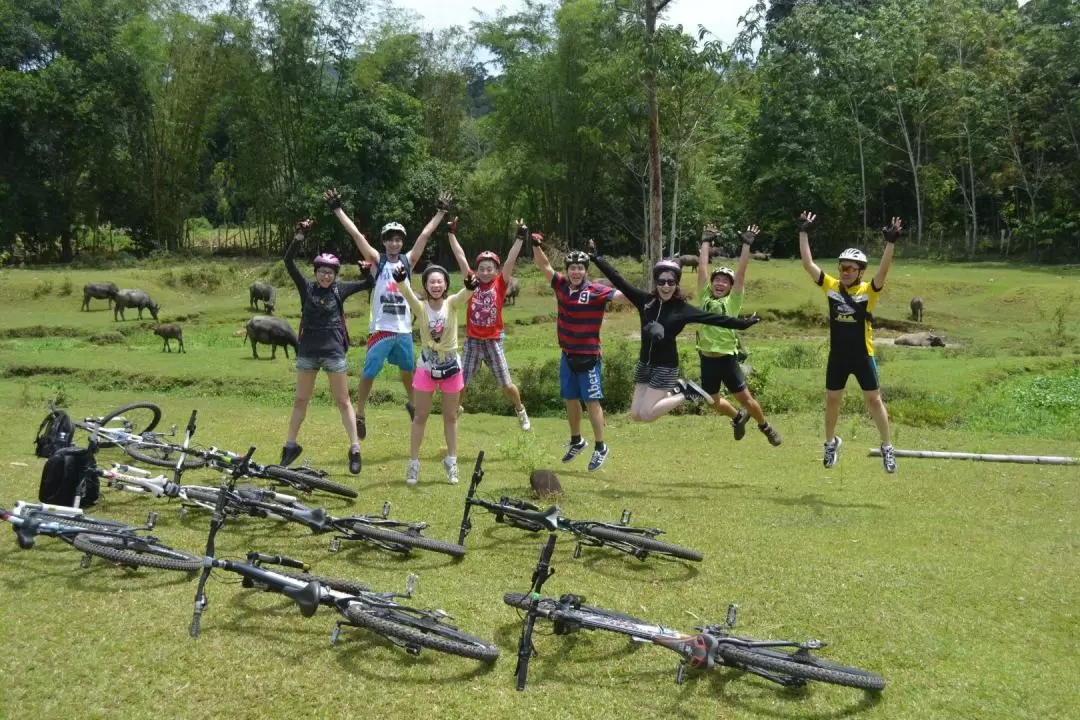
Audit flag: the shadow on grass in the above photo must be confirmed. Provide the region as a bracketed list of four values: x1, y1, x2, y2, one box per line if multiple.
[338, 541, 463, 572]
[581, 481, 746, 502]
[332, 630, 500, 683]
[66, 564, 197, 594]
[702, 666, 884, 719]
[770, 493, 888, 515]
[580, 549, 700, 583]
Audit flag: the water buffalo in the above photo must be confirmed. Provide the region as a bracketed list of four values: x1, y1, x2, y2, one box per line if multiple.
[243, 315, 298, 359]
[249, 281, 276, 314]
[82, 282, 118, 311]
[895, 332, 945, 348]
[910, 296, 924, 322]
[114, 289, 160, 321]
[751, 251, 771, 262]
[678, 254, 699, 269]
[153, 324, 185, 353]
[504, 277, 521, 306]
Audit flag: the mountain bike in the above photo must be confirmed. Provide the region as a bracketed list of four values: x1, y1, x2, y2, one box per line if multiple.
[507, 535, 885, 692]
[1, 501, 202, 572]
[186, 470, 498, 661]
[458, 452, 702, 562]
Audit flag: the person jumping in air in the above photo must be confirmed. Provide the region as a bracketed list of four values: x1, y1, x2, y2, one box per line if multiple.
[697, 223, 781, 446]
[797, 211, 902, 473]
[532, 233, 628, 471]
[324, 188, 451, 440]
[281, 219, 373, 475]
[394, 262, 479, 485]
[587, 239, 761, 422]
[446, 217, 530, 430]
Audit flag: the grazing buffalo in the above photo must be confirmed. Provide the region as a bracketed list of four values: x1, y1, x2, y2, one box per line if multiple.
[751, 252, 771, 262]
[504, 277, 521, 306]
[82, 282, 119, 311]
[249, 281, 276, 314]
[894, 332, 945, 348]
[114, 289, 160, 321]
[153, 324, 185, 353]
[910, 296, 924, 322]
[678, 254, 699, 269]
[243, 315, 298, 359]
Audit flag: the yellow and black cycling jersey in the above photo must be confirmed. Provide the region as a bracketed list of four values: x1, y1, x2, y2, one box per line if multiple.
[816, 271, 882, 356]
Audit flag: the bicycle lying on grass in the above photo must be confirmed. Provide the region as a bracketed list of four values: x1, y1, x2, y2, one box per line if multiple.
[102, 462, 463, 557]
[185, 467, 497, 661]
[458, 452, 702, 562]
[506, 535, 886, 692]
[1, 501, 202, 572]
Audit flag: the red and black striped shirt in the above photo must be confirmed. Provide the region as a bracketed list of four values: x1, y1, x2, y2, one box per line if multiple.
[552, 273, 615, 355]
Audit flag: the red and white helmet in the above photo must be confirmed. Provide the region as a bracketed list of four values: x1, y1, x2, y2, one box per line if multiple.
[313, 253, 341, 270]
[475, 250, 502, 267]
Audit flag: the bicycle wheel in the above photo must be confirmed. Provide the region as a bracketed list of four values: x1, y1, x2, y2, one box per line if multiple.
[24, 511, 132, 534]
[583, 526, 703, 562]
[93, 402, 162, 448]
[716, 644, 886, 691]
[274, 570, 370, 596]
[72, 534, 203, 572]
[337, 521, 465, 558]
[343, 605, 499, 662]
[181, 486, 225, 509]
[262, 464, 358, 499]
[123, 440, 208, 470]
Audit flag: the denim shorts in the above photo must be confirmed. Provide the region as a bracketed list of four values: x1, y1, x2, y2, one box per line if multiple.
[296, 355, 349, 373]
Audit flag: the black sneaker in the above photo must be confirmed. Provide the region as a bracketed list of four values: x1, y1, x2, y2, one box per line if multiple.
[561, 438, 588, 463]
[587, 445, 609, 472]
[348, 447, 361, 475]
[761, 424, 782, 447]
[280, 443, 303, 467]
[676, 378, 710, 403]
[823, 436, 842, 468]
[355, 415, 367, 440]
[405, 401, 416, 422]
[731, 409, 750, 440]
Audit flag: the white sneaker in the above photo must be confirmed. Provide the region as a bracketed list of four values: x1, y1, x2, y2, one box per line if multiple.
[406, 459, 420, 485]
[517, 407, 531, 431]
[443, 457, 459, 485]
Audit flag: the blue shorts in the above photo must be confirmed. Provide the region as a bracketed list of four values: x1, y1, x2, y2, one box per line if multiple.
[296, 355, 349, 373]
[560, 354, 604, 401]
[362, 332, 416, 378]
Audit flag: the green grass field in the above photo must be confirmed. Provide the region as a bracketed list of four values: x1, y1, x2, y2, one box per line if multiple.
[0, 258, 1077, 719]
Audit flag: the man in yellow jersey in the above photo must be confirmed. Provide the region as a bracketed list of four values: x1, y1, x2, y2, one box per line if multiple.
[797, 211, 902, 473]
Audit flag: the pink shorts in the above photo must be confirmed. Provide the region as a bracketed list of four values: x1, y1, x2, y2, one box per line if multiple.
[412, 367, 465, 394]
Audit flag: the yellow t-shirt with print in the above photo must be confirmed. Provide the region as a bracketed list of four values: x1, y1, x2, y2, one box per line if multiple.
[817, 272, 881, 356]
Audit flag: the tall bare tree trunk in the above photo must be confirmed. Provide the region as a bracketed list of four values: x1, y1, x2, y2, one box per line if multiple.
[643, 0, 671, 287]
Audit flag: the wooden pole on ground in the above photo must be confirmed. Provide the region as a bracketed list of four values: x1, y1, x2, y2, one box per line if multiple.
[868, 448, 1077, 465]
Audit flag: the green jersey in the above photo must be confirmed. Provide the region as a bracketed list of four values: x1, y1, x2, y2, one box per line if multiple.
[696, 287, 743, 355]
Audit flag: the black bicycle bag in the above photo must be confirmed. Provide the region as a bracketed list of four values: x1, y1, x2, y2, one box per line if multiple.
[38, 446, 99, 508]
[34, 408, 75, 459]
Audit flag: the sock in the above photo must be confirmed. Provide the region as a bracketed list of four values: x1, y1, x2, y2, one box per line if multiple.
[350, 443, 360, 452]
[759, 422, 769, 430]
[446, 455, 456, 465]
[594, 441, 606, 451]
[284, 441, 299, 448]
[571, 435, 582, 445]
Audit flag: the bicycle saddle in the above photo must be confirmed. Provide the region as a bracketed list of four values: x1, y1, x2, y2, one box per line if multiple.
[282, 580, 321, 618]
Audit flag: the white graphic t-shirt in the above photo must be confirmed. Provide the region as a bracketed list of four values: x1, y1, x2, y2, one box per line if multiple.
[369, 255, 412, 334]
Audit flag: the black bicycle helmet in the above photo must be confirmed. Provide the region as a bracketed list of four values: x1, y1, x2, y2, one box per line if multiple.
[565, 250, 589, 269]
[421, 264, 450, 288]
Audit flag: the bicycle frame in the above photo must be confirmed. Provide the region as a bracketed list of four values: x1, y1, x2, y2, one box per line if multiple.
[1, 502, 160, 561]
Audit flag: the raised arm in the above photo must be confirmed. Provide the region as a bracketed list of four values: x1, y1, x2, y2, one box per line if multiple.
[501, 219, 528, 280]
[698, 224, 716, 291]
[873, 217, 902, 290]
[284, 219, 313, 295]
[444, 216, 472, 276]
[733, 224, 759, 293]
[324, 189, 380, 266]
[587, 240, 649, 309]
[681, 304, 762, 330]
[531, 233, 556, 283]
[406, 190, 452, 269]
[393, 266, 426, 318]
[797, 210, 822, 281]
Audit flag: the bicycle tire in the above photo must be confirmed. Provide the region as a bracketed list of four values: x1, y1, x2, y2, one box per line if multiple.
[262, 464, 358, 499]
[583, 526, 703, 562]
[503, 592, 653, 626]
[181, 486, 225, 508]
[273, 570, 371, 596]
[23, 511, 132, 534]
[343, 605, 499, 662]
[123, 441, 209, 470]
[715, 644, 886, 691]
[92, 402, 162, 448]
[72, 534, 203, 572]
[337, 521, 466, 558]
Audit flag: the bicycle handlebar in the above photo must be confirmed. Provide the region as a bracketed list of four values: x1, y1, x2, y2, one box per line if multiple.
[247, 551, 309, 571]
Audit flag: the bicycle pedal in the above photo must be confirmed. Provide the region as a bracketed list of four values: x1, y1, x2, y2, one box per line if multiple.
[79, 553, 92, 569]
[328, 537, 341, 553]
[572, 542, 582, 559]
[330, 623, 343, 646]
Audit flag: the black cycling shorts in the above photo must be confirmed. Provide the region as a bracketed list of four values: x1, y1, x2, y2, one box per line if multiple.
[825, 352, 880, 392]
[698, 353, 747, 396]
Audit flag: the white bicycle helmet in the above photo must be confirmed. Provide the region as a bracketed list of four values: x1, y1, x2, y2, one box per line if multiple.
[381, 221, 406, 239]
[838, 248, 868, 268]
[710, 266, 735, 283]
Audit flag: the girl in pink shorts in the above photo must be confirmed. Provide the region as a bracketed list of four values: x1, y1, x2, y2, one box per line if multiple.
[395, 264, 478, 485]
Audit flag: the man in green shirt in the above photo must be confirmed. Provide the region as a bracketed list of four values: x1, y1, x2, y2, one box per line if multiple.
[697, 223, 781, 445]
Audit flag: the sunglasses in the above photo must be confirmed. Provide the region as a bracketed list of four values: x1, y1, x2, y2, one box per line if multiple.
[315, 268, 337, 277]
[655, 278, 679, 287]
[838, 264, 862, 273]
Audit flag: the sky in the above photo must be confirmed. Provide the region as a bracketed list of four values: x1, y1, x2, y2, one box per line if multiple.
[393, 0, 751, 44]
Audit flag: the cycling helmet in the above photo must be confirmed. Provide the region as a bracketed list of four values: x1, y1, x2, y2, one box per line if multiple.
[565, 250, 590, 269]
[838, 248, 868, 268]
[381, 221, 406, 239]
[652, 258, 682, 283]
[313, 253, 341, 271]
[421, 264, 450, 287]
[710, 266, 735, 283]
[475, 250, 502, 267]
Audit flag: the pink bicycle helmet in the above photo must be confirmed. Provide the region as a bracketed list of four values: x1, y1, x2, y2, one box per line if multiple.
[313, 253, 341, 271]
[476, 250, 502, 267]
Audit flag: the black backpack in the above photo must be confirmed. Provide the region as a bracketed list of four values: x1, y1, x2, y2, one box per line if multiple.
[34, 408, 75, 459]
[38, 446, 99, 508]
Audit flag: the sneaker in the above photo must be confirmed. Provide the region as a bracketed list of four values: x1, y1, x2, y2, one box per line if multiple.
[355, 414, 367, 441]
[587, 445, 609, 472]
[443, 457, 460, 485]
[761, 424, 782, 447]
[406, 459, 420, 485]
[880, 444, 897, 474]
[823, 436, 843, 468]
[405, 401, 416, 422]
[348, 447, 361, 475]
[676, 378, 710, 403]
[561, 438, 588, 463]
[517, 407, 531, 431]
[280, 443, 303, 466]
[731, 409, 750, 441]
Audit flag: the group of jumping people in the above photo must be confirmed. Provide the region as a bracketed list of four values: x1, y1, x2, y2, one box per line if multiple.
[280, 190, 902, 484]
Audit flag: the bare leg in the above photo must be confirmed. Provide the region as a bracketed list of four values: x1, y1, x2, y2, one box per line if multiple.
[733, 388, 766, 425]
[441, 391, 460, 457]
[825, 389, 844, 441]
[502, 383, 524, 412]
[355, 376, 375, 417]
[709, 393, 739, 418]
[400, 370, 415, 405]
[585, 400, 605, 443]
[409, 390, 434, 461]
[637, 386, 686, 423]
[287, 371, 318, 443]
[629, 383, 650, 421]
[864, 389, 892, 445]
[328, 371, 359, 445]
[566, 400, 583, 436]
